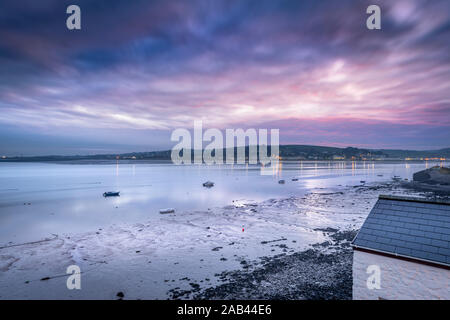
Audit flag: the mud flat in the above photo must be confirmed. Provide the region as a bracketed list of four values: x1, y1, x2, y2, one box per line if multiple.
[0, 181, 442, 299]
[185, 229, 356, 300]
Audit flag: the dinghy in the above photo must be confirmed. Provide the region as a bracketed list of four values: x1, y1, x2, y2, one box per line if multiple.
[103, 191, 120, 197]
[202, 181, 214, 188]
[159, 208, 175, 214]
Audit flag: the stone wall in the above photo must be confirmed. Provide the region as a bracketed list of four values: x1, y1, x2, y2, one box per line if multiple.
[353, 250, 450, 300]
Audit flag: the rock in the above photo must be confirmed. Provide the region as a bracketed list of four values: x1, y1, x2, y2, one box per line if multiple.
[159, 208, 175, 214]
[202, 181, 214, 188]
[190, 283, 200, 291]
[413, 170, 431, 182]
[413, 166, 450, 185]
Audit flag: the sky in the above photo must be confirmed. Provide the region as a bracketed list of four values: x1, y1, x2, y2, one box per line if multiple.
[0, 0, 449, 156]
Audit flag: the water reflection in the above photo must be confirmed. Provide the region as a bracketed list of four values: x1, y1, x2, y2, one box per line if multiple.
[0, 160, 447, 243]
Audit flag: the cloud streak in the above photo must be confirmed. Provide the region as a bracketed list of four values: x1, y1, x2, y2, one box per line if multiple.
[0, 0, 449, 154]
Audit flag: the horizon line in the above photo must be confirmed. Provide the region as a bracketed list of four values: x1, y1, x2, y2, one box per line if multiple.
[1, 143, 450, 159]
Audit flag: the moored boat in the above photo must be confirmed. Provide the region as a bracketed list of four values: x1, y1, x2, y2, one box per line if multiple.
[103, 191, 120, 197]
[159, 208, 175, 214]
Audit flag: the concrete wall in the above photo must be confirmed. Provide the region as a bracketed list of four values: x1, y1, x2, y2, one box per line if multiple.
[353, 250, 450, 300]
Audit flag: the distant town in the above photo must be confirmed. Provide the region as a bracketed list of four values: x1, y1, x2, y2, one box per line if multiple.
[1, 145, 449, 162]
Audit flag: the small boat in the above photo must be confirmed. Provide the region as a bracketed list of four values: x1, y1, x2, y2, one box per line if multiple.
[291, 178, 299, 181]
[202, 181, 214, 188]
[103, 191, 120, 197]
[392, 176, 401, 181]
[159, 208, 175, 214]
[278, 179, 285, 184]
[360, 180, 366, 183]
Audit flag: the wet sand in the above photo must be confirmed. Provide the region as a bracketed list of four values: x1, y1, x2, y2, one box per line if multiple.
[182, 229, 356, 300]
[0, 181, 444, 299]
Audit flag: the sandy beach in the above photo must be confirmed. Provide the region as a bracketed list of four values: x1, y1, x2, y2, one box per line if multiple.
[1, 178, 442, 300]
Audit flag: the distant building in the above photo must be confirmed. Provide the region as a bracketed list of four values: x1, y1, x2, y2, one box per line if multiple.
[352, 195, 450, 300]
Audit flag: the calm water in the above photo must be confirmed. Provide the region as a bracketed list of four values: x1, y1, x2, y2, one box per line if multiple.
[0, 160, 446, 244]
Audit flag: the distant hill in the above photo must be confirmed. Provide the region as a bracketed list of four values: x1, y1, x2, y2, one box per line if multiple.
[1, 145, 449, 162]
[278, 145, 386, 160]
[377, 148, 450, 159]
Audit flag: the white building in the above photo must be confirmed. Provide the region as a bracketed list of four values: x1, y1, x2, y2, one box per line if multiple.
[352, 195, 450, 300]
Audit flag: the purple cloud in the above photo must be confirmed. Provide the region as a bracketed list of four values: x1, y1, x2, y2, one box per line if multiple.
[0, 0, 449, 155]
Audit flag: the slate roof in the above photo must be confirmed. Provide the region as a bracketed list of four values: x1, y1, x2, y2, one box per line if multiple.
[352, 195, 450, 266]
